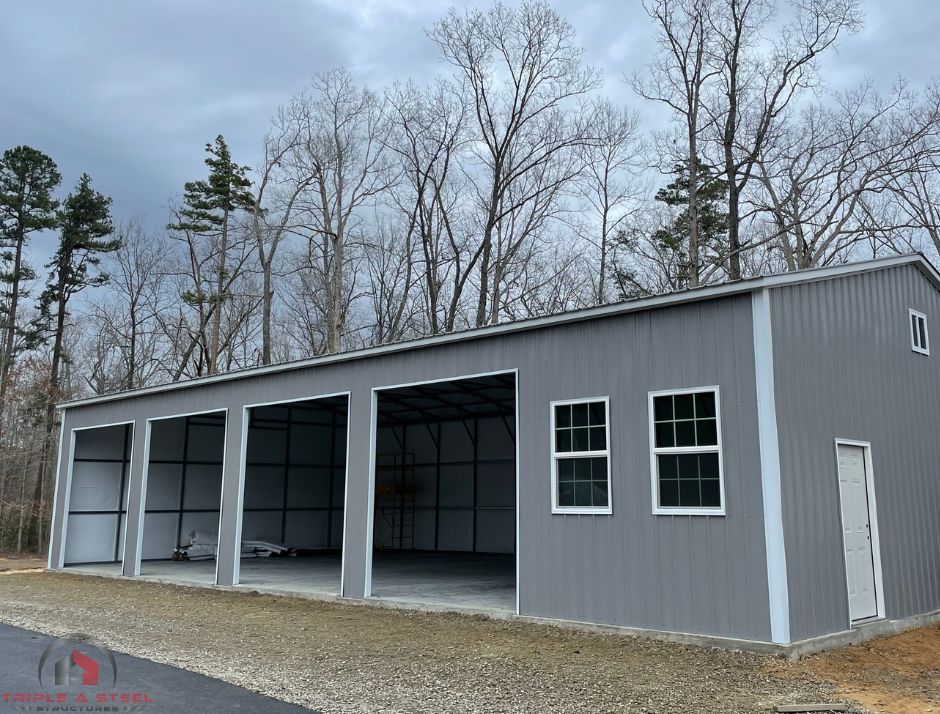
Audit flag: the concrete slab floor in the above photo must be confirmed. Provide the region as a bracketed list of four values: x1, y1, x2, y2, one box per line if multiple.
[63, 551, 516, 614]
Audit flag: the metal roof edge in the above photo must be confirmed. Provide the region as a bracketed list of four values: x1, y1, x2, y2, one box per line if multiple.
[56, 253, 931, 411]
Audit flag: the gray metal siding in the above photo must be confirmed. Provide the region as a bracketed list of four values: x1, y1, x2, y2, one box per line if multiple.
[50, 293, 771, 641]
[772, 264, 940, 641]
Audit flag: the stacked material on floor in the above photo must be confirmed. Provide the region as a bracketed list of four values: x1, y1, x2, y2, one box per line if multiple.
[172, 531, 292, 561]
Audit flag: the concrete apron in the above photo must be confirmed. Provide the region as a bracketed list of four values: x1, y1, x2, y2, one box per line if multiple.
[46, 567, 940, 659]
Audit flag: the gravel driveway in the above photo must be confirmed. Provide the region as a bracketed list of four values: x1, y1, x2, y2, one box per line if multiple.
[0, 570, 865, 713]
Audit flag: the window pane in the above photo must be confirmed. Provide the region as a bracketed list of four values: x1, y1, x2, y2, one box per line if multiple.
[699, 453, 720, 480]
[678, 453, 699, 479]
[589, 426, 606, 451]
[653, 395, 673, 422]
[695, 392, 715, 418]
[558, 481, 574, 507]
[556, 429, 571, 453]
[558, 456, 610, 509]
[659, 476, 679, 507]
[696, 419, 718, 446]
[675, 420, 696, 447]
[574, 457, 592, 480]
[652, 392, 723, 511]
[679, 480, 701, 507]
[674, 394, 694, 420]
[592, 481, 609, 507]
[589, 402, 606, 426]
[658, 454, 678, 480]
[555, 405, 571, 428]
[572, 427, 590, 451]
[655, 422, 675, 448]
[572, 403, 589, 427]
[912, 314, 919, 345]
[700, 479, 721, 508]
[574, 481, 592, 506]
[920, 318, 927, 349]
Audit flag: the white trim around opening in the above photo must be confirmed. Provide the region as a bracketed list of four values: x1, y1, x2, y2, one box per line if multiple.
[909, 308, 929, 355]
[364, 368, 520, 614]
[648, 386, 726, 516]
[127, 408, 227, 581]
[549, 396, 613, 515]
[57, 419, 136, 572]
[236, 391, 352, 589]
[833, 439, 887, 625]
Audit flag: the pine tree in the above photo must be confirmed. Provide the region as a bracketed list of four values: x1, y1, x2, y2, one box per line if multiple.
[168, 135, 254, 375]
[653, 158, 729, 287]
[31, 173, 116, 553]
[0, 147, 61, 427]
[41, 173, 118, 398]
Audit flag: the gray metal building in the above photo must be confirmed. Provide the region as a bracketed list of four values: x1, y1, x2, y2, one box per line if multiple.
[46, 254, 940, 653]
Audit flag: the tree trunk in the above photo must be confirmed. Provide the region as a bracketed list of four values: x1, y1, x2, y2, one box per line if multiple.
[726, 178, 742, 280]
[687, 135, 701, 288]
[262, 258, 273, 365]
[329, 232, 344, 354]
[15, 462, 28, 553]
[0, 224, 26, 439]
[210, 210, 228, 375]
[598, 202, 609, 302]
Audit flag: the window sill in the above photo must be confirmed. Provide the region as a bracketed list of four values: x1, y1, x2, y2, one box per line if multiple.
[652, 507, 726, 516]
[552, 506, 613, 516]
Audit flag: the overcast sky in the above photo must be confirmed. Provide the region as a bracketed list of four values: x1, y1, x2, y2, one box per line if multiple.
[2, 0, 938, 263]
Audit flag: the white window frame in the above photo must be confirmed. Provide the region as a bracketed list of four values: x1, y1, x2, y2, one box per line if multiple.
[648, 386, 726, 516]
[909, 308, 929, 355]
[550, 396, 612, 515]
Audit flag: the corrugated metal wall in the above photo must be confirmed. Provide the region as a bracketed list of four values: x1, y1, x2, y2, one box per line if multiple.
[51, 293, 771, 641]
[771, 264, 940, 641]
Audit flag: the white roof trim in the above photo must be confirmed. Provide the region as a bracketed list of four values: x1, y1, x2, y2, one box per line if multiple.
[58, 253, 940, 410]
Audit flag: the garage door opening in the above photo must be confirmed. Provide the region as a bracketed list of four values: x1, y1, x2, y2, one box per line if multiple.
[235, 395, 348, 595]
[138, 410, 227, 585]
[62, 423, 133, 569]
[370, 372, 517, 613]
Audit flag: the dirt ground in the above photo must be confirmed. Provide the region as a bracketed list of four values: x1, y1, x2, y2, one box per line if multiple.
[0, 571, 934, 714]
[778, 624, 940, 714]
[0, 555, 46, 572]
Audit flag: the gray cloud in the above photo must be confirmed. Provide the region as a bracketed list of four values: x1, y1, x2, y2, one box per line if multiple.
[0, 0, 937, 262]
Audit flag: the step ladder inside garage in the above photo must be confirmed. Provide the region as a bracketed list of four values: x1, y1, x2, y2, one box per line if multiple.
[375, 451, 416, 550]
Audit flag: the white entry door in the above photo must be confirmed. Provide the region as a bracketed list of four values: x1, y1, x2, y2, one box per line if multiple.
[837, 444, 879, 621]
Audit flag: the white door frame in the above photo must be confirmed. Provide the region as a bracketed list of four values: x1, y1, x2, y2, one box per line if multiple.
[834, 439, 886, 623]
[54, 420, 136, 570]
[365, 368, 520, 614]
[240, 391, 352, 590]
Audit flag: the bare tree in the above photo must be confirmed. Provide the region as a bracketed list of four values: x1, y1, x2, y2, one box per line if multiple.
[251, 107, 319, 365]
[363, 214, 419, 345]
[631, 0, 720, 288]
[886, 83, 940, 257]
[88, 217, 171, 390]
[386, 79, 475, 334]
[755, 81, 940, 268]
[429, 0, 601, 326]
[703, 0, 864, 278]
[571, 98, 645, 303]
[286, 68, 395, 354]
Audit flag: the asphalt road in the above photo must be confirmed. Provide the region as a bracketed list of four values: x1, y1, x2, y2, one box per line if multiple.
[0, 622, 317, 713]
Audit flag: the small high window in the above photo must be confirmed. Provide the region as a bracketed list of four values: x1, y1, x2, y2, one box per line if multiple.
[910, 309, 929, 355]
[551, 398, 611, 514]
[649, 388, 725, 515]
